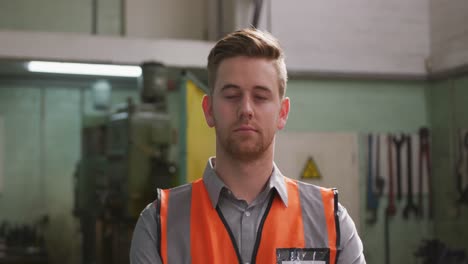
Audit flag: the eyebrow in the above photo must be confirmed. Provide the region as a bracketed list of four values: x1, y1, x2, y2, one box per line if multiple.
[253, 85, 272, 93]
[220, 83, 240, 91]
[220, 84, 272, 93]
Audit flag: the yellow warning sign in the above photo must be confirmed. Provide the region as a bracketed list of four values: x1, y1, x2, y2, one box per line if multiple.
[301, 157, 322, 179]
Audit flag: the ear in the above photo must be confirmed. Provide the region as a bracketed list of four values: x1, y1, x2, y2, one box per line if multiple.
[277, 97, 290, 130]
[202, 95, 215, 127]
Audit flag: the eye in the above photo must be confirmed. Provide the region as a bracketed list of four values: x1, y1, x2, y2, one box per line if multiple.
[255, 95, 268, 101]
[224, 94, 240, 100]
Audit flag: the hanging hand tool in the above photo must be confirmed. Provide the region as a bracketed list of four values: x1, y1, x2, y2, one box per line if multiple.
[375, 134, 385, 197]
[403, 135, 419, 219]
[393, 135, 406, 202]
[418, 127, 432, 219]
[386, 134, 396, 216]
[384, 134, 396, 264]
[456, 130, 468, 215]
[366, 134, 379, 224]
[384, 207, 390, 264]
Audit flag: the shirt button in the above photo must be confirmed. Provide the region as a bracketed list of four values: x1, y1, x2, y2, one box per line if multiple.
[245, 211, 251, 217]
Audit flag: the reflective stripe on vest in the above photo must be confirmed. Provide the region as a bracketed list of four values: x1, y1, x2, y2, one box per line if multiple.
[156, 177, 340, 264]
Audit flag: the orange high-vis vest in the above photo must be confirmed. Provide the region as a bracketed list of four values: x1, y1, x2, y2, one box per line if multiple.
[155, 177, 340, 264]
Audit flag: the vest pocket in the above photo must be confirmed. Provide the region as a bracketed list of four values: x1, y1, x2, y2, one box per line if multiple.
[276, 248, 330, 264]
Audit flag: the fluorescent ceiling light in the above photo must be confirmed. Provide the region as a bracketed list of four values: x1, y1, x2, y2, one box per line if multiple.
[27, 61, 142, 77]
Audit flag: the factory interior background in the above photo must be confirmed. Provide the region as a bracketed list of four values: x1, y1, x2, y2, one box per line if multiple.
[0, 0, 468, 263]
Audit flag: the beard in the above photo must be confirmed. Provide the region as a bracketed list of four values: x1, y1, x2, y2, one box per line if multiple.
[215, 124, 275, 162]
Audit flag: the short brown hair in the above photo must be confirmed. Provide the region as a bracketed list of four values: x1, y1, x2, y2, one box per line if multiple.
[207, 28, 287, 98]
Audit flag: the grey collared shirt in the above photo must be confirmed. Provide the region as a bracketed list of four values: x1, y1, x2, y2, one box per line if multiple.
[202, 158, 288, 263]
[130, 158, 365, 264]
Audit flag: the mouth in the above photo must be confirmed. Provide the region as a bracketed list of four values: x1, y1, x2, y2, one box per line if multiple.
[233, 125, 258, 133]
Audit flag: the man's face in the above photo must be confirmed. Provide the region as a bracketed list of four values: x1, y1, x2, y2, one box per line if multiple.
[202, 56, 290, 161]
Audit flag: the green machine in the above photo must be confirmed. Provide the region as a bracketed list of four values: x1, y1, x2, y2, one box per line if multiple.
[74, 62, 177, 264]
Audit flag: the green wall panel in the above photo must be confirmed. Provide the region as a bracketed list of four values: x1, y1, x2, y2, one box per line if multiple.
[43, 87, 81, 264]
[0, 86, 42, 221]
[285, 79, 428, 132]
[454, 76, 468, 127]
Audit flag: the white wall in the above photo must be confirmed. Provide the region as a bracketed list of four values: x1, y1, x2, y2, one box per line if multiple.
[429, 0, 468, 72]
[271, 0, 430, 76]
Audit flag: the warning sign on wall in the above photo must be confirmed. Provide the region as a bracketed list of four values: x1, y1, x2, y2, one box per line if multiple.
[301, 157, 322, 179]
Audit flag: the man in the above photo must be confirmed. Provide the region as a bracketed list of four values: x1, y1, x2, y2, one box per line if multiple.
[130, 28, 365, 264]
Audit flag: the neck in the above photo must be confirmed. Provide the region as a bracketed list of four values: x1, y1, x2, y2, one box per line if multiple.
[213, 144, 275, 204]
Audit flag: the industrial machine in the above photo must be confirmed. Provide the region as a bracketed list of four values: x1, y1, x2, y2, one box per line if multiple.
[74, 62, 178, 264]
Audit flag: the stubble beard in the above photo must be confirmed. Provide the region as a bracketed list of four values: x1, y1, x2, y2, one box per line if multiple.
[216, 126, 274, 162]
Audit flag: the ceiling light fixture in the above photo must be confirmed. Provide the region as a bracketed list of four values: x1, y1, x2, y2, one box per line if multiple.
[27, 61, 142, 77]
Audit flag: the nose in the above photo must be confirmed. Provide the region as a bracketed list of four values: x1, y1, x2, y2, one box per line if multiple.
[238, 96, 254, 120]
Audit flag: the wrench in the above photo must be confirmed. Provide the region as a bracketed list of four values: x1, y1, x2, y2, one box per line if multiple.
[393, 135, 406, 202]
[375, 134, 385, 197]
[418, 127, 432, 218]
[385, 135, 396, 264]
[403, 135, 419, 219]
[386, 134, 396, 216]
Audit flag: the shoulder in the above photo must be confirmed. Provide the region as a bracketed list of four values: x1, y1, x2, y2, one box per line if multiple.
[138, 183, 193, 217]
[163, 182, 193, 195]
[293, 179, 329, 193]
[288, 179, 352, 228]
[159, 182, 193, 205]
[134, 183, 194, 232]
[289, 178, 338, 202]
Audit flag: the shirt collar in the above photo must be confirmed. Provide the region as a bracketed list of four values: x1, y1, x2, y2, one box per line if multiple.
[202, 157, 289, 208]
